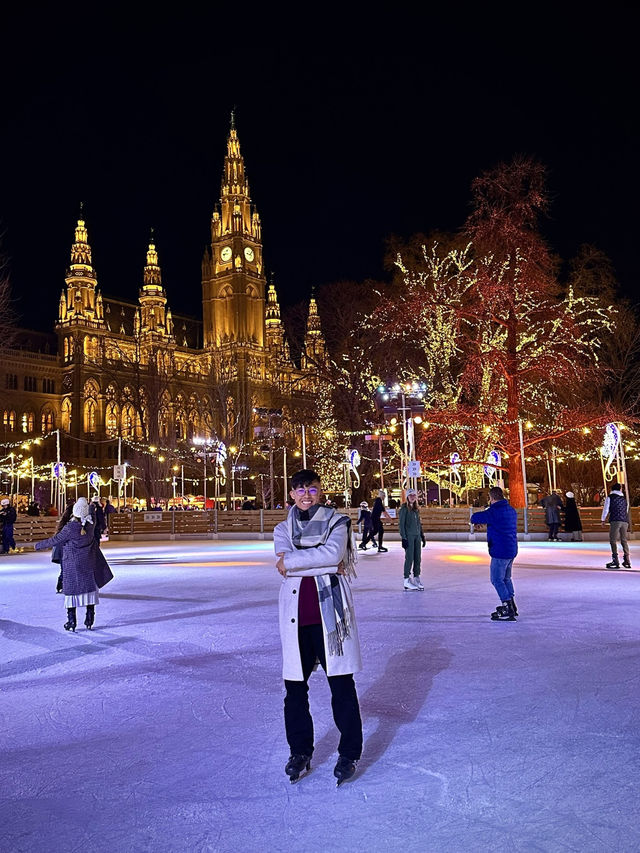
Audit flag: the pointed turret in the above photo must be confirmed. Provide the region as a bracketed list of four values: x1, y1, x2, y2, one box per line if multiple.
[57, 209, 104, 327]
[138, 232, 173, 341]
[302, 291, 327, 369]
[265, 277, 292, 366]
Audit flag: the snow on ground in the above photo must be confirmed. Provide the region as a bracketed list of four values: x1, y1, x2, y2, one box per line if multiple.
[1, 538, 639, 853]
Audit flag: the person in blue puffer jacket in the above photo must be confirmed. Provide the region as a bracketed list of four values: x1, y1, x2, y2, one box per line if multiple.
[471, 486, 518, 621]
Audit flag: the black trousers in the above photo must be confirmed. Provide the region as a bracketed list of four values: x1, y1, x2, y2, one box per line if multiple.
[284, 624, 362, 761]
[361, 523, 384, 549]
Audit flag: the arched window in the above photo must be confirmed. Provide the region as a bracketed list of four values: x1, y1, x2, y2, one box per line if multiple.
[158, 408, 169, 439]
[61, 398, 72, 432]
[4, 410, 17, 431]
[84, 399, 97, 433]
[41, 410, 54, 433]
[175, 410, 187, 442]
[122, 404, 135, 438]
[105, 401, 119, 437]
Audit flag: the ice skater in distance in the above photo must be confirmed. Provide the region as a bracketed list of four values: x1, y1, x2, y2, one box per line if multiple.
[470, 486, 518, 621]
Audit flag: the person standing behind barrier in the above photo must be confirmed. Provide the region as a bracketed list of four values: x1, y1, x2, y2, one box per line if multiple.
[0, 499, 17, 554]
[563, 492, 583, 542]
[471, 486, 518, 621]
[399, 488, 425, 590]
[601, 483, 631, 569]
[541, 490, 564, 541]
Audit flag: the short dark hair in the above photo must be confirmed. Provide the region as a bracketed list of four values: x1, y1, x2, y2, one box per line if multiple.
[291, 469, 321, 490]
[489, 486, 504, 501]
[610, 482, 622, 492]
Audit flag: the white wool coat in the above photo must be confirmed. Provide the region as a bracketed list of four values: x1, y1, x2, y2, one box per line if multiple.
[274, 518, 362, 681]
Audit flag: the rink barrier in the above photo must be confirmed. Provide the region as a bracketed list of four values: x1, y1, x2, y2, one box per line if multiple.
[24, 505, 632, 542]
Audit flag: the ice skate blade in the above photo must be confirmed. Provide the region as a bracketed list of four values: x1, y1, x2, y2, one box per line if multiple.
[288, 767, 311, 784]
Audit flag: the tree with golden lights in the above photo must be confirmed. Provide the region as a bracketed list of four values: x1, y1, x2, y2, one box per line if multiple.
[371, 157, 615, 507]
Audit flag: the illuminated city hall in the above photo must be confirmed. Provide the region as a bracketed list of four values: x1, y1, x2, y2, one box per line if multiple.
[0, 120, 326, 503]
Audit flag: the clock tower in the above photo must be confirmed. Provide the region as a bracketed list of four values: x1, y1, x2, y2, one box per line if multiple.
[202, 116, 265, 351]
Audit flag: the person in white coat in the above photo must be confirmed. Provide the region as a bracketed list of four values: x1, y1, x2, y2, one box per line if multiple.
[274, 468, 362, 785]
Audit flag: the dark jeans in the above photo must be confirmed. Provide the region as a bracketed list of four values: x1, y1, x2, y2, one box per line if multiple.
[547, 523, 559, 540]
[284, 624, 362, 761]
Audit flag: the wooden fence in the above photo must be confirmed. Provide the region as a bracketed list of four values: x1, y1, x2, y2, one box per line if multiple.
[53, 504, 636, 541]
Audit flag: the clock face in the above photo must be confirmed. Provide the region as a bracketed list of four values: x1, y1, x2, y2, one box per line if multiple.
[221, 246, 232, 262]
[244, 246, 255, 263]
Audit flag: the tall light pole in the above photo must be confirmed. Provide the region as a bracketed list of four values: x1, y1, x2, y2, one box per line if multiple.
[378, 381, 426, 496]
[253, 407, 282, 510]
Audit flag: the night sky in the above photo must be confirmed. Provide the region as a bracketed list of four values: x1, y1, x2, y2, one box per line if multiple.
[1, 8, 636, 334]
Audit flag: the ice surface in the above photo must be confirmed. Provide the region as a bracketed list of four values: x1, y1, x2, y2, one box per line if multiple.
[1, 539, 639, 853]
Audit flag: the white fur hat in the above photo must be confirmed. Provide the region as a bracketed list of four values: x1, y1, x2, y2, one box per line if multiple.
[565, 491, 574, 499]
[72, 497, 94, 526]
[1, 499, 9, 506]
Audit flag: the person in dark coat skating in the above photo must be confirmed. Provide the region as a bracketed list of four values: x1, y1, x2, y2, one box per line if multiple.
[563, 492, 583, 541]
[541, 490, 564, 541]
[90, 496, 107, 544]
[0, 499, 17, 554]
[356, 501, 373, 550]
[53, 498, 75, 592]
[32, 497, 114, 631]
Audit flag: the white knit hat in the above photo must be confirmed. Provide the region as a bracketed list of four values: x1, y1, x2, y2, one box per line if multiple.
[1, 499, 9, 506]
[565, 491, 574, 499]
[360, 501, 368, 508]
[72, 497, 94, 526]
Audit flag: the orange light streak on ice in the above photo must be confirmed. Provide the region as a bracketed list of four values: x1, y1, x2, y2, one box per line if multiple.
[443, 554, 485, 562]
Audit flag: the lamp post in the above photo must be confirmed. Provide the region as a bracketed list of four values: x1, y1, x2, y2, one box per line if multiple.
[253, 407, 283, 509]
[377, 381, 427, 496]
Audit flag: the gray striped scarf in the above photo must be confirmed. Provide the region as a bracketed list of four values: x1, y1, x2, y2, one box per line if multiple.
[288, 504, 357, 656]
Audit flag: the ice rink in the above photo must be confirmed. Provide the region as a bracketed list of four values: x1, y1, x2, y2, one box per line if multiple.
[2, 537, 639, 853]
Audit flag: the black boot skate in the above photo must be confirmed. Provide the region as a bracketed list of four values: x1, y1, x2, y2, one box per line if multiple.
[84, 605, 95, 629]
[334, 755, 358, 786]
[491, 600, 516, 621]
[64, 607, 77, 632]
[622, 558, 632, 568]
[606, 556, 620, 569]
[56, 571, 63, 593]
[285, 753, 312, 783]
[491, 597, 518, 618]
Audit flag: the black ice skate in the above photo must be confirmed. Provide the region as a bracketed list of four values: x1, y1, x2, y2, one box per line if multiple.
[622, 559, 632, 568]
[285, 754, 311, 784]
[84, 604, 95, 629]
[64, 607, 77, 632]
[334, 756, 358, 787]
[492, 598, 518, 619]
[606, 557, 620, 569]
[491, 600, 516, 621]
[333, 755, 358, 788]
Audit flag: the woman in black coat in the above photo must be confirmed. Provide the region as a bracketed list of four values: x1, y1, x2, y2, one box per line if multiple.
[563, 491, 583, 542]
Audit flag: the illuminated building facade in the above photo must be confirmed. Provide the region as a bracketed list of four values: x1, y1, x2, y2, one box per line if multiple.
[1, 121, 325, 499]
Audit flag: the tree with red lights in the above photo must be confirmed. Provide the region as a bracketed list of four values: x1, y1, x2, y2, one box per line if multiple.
[372, 157, 613, 507]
